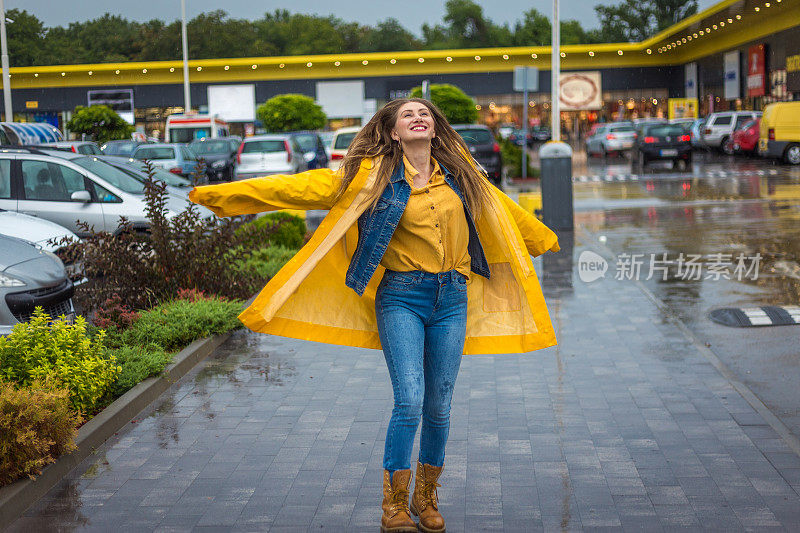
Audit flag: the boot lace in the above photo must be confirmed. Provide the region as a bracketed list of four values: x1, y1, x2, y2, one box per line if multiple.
[388, 487, 411, 516]
[420, 479, 441, 510]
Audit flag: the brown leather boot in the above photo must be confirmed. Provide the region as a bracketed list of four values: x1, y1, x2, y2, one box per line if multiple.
[410, 461, 446, 533]
[381, 469, 417, 533]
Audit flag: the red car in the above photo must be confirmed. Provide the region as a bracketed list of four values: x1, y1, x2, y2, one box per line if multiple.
[728, 119, 759, 154]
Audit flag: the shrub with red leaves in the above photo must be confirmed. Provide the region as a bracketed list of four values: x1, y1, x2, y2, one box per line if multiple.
[175, 288, 210, 302]
[93, 294, 139, 330]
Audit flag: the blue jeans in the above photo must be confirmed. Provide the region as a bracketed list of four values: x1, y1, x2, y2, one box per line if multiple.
[375, 269, 468, 472]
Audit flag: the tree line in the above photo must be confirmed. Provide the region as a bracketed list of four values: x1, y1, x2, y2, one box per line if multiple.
[7, 0, 697, 67]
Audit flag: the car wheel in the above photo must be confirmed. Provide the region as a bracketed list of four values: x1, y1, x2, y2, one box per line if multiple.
[722, 137, 735, 155]
[785, 144, 800, 165]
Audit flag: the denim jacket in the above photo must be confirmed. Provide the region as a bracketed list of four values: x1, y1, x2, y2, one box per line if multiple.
[344, 159, 491, 296]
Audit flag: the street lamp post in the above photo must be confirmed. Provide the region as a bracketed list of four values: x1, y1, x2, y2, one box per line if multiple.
[0, 0, 12, 122]
[551, 0, 559, 141]
[181, 0, 191, 113]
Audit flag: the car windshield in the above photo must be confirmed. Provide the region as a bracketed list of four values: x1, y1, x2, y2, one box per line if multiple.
[608, 124, 634, 132]
[119, 160, 192, 187]
[333, 132, 357, 150]
[72, 156, 145, 194]
[190, 140, 231, 155]
[102, 141, 139, 156]
[134, 147, 176, 160]
[293, 134, 318, 152]
[456, 129, 493, 145]
[645, 125, 686, 137]
[241, 140, 286, 153]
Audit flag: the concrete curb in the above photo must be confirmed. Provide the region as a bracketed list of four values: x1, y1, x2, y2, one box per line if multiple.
[0, 330, 233, 529]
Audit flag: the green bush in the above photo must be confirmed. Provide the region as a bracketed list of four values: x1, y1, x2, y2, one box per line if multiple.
[409, 84, 478, 124]
[238, 212, 306, 249]
[235, 245, 299, 279]
[121, 297, 243, 352]
[0, 380, 81, 486]
[109, 344, 172, 397]
[0, 309, 120, 414]
[256, 94, 327, 132]
[499, 137, 539, 179]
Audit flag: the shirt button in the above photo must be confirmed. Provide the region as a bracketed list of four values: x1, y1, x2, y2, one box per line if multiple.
[435, 223, 439, 227]
[431, 206, 435, 210]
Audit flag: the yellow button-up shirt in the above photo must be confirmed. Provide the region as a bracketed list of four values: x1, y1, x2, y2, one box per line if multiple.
[380, 155, 472, 278]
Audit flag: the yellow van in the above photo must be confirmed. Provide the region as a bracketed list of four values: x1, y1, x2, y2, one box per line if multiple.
[759, 102, 800, 165]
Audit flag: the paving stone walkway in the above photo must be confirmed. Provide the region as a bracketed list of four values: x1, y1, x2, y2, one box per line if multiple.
[8, 238, 800, 532]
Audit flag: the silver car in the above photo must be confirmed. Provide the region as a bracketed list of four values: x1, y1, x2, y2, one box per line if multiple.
[0, 148, 210, 237]
[701, 111, 761, 150]
[0, 233, 75, 336]
[235, 134, 307, 180]
[585, 122, 636, 157]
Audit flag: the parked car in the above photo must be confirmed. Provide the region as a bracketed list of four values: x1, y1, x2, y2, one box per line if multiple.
[585, 122, 635, 157]
[701, 111, 761, 151]
[97, 156, 196, 197]
[507, 129, 532, 147]
[100, 140, 147, 157]
[290, 131, 330, 170]
[235, 135, 308, 180]
[0, 209, 79, 253]
[0, 233, 76, 336]
[497, 124, 516, 139]
[131, 143, 203, 179]
[632, 122, 692, 168]
[0, 148, 209, 237]
[729, 119, 759, 155]
[451, 124, 503, 186]
[189, 138, 238, 181]
[328, 126, 361, 169]
[530, 126, 551, 142]
[38, 141, 102, 155]
[318, 131, 335, 160]
[758, 101, 800, 165]
[689, 118, 706, 149]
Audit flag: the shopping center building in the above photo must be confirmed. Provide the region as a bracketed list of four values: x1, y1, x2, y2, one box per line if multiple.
[2, 0, 798, 139]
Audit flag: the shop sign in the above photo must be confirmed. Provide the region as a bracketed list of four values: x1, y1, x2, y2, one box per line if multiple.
[723, 51, 740, 100]
[25, 101, 38, 109]
[668, 98, 698, 119]
[747, 44, 766, 97]
[685, 63, 698, 98]
[787, 52, 800, 92]
[559, 71, 601, 110]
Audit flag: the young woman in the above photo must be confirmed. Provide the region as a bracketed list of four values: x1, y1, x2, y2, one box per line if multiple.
[189, 98, 560, 533]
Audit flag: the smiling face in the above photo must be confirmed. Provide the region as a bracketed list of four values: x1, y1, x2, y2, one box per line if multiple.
[391, 102, 436, 145]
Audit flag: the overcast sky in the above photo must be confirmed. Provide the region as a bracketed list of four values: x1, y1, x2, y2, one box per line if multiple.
[7, 0, 717, 34]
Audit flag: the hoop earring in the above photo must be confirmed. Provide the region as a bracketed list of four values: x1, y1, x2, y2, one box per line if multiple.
[431, 136, 442, 149]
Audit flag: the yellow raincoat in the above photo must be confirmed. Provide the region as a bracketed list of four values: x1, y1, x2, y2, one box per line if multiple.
[189, 158, 560, 355]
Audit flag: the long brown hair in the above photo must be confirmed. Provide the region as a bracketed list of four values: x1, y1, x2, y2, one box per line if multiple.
[336, 98, 491, 217]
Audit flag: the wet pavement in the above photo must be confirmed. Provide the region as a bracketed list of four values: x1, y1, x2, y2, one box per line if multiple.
[7, 151, 800, 532]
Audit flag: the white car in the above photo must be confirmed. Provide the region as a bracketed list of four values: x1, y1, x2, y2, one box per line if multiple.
[701, 111, 761, 150]
[235, 134, 307, 180]
[328, 126, 361, 169]
[0, 209, 79, 252]
[0, 148, 212, 237]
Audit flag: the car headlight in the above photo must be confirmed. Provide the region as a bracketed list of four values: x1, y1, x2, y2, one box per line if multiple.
[211, 160, 226, 168]
[0, 273, 26, 287]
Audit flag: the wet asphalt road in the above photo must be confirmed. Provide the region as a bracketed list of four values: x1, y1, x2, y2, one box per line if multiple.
[520, 148, 800, 442]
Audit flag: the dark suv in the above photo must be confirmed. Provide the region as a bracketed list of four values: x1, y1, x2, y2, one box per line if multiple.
[451, 124, 503, 185]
